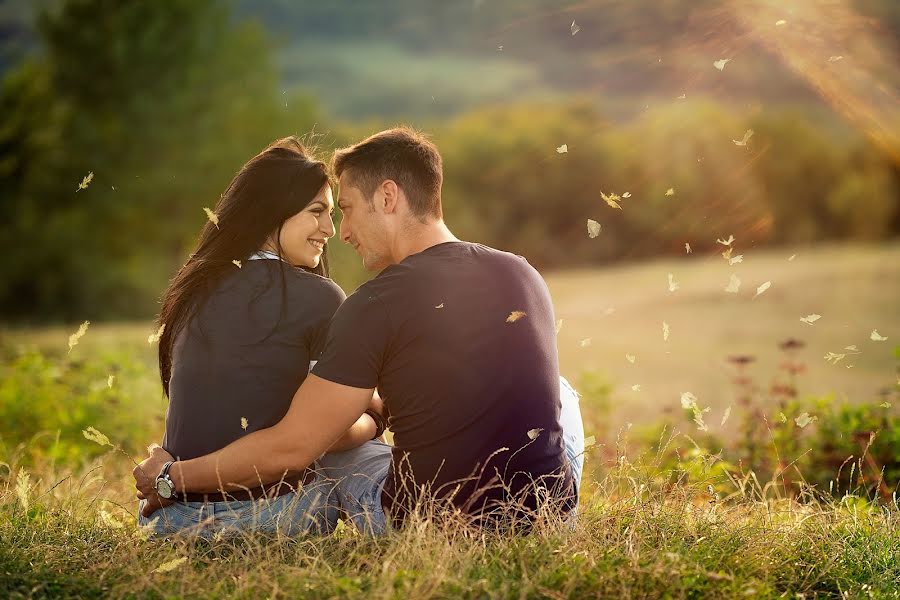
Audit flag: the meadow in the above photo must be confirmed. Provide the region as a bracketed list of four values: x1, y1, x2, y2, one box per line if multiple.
[1, 244, 898, 598]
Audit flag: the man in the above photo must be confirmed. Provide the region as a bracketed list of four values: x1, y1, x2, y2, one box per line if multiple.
[135, 127, 584, 533]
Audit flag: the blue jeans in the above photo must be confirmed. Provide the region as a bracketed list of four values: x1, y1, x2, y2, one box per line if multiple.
[318, 376, 586, 535]
[137, 476, 338, 538]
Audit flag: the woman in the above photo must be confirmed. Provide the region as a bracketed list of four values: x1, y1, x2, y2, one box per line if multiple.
[138, 138, 374, 537]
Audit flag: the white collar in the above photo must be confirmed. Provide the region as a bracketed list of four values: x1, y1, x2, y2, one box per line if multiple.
[248, 250, 286, 262]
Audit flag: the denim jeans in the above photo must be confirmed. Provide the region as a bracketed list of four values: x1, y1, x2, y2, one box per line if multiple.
[317, 375, 586, 535]
[137, 476, 337, 538]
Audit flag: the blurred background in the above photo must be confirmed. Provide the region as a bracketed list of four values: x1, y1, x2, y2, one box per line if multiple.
[1, 0, 898, 466]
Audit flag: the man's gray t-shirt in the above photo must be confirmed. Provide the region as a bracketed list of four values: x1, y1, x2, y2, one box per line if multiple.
[312, 241, 575, 518]
[164, 260, 345, 460]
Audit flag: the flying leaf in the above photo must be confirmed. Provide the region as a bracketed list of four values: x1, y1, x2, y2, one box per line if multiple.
[870, 330, 888, 341]
[232, 260, 242, 268]
[724, 274, 741, 293]
[240, 417, 248, 431]
[732, 130, 754, 146]
[631, 384, 641, 392]
[587, 219, 602, 238]
[570, 20, 580, 35]
[148, 323, 166, 345]
[435, 303, 444, 309]
[713, 58, 731, 71]
[716, 234, 735, 246]
[68, 320, 90, 353]
[527, 428, 544, 440]
[824, 352, 846, 365]
[754, 281, 771, 298]
[556, 144, 568, 154]
[721, 247, 733, 260]
[555, 319, 563, 334]
[107, 375, 115, 388]
[76, 171, 94, 192]
[775, 19, 787, 26]
[795, 412, 817, 428]
[600, 191, 622, 210]
[880, 402, 891, 409]
[663, 321, 670, 341]
[583, 435, 596, 448]
[622, 192, 631, 198]
[800, 314, 821, 325]
[82, 426, 112, 447]
[203, 207, 219, 228]
[625, 354, 636, 364]
[729, 255, 744, 265]
[680, 392, 698, 409]
[667, 273, 679, 292]
[721, 406, 732, 426]
[506, 311, 526, 323]
[844, 345, 860, 353]
[827, 55, 844, 63]
[153, 557, 188, 574]
[677, 93, 686, 100]
[685, 242, 692, 254]
[580, 338, 592, 347]
[788, 254, 797, 261]
[664, 188, 675, 197]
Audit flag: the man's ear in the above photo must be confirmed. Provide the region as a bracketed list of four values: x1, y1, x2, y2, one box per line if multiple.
[381, 180, 400, 214]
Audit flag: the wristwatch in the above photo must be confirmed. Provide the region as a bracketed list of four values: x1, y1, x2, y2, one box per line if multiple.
[154, 461, 179, 500]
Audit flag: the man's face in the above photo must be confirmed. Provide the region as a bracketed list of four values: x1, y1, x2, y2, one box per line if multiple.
[337, 173, 392, 271]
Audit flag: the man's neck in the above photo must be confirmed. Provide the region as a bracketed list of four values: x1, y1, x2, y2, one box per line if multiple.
[390, 220, 458, 264]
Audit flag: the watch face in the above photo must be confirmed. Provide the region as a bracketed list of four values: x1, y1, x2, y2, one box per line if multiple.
[156, 478, 175, 499]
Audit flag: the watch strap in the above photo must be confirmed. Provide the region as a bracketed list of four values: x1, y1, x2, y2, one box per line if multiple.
[365, 409, 387, 439]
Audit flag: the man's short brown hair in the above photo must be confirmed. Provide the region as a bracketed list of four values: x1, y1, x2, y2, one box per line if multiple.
[332, 127, 443, 220]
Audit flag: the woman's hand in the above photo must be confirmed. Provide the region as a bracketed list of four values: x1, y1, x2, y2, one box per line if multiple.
[133, 444, 175, 517]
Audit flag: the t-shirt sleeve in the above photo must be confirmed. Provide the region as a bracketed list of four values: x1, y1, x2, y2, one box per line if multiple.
[307, 278, 347, 361]
[311, 287, 391, 389]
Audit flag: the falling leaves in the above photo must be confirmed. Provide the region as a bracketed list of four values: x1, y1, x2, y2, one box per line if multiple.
[662, 321, 670, 341]
[724, 274, 741, 293]
[716, 234, 735, 246]
[631, 384, 641, 392]
[799, 314, 821, 325]
[625, 354, 636, 364]
[664, 188, 675, 197]
[435, 303, 445, 309]
[870, 330, 888, 341]
[82, 426, 112, 447]
[754, 281, 771, 298]
[622, 192, 631, 198]
[580, 338, 592, 347]
[720, 406, 732, 427]
[795, 412, 818, 428]
[880, 402, 892, 409]
[203, 207, 219, 228]
[844, 345, 859, 352]
[685, 243, 692, 254]
[570, 20, 580, 35]
[241, 417, 248, 431]
[232, 260, 242, 269]
[732, 130, 754, 146]
[76, 172, 94, 192]
[506, 311, 526, 323]
[153, 557, 188, 574]
[527, 428, 544, 440]
[824, 352, 846, 365]
[600, 191, 622, 210]
[556, 144, 568, 154]
[148, 323, 166, 345]
[827, 55, 844, 63]
[584, 435, 596, 448]
[729, 255, 744, 265]
[775, 19, 787, 26]
[667, 273, 679, 292]
[68, 320, 90, 353]
[788, 254, 797, 261]
[587, 219, 602, 238]
[713, 58, 731, 71]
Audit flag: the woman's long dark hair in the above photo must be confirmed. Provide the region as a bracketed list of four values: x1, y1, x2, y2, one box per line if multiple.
[157, 137, 330, 396]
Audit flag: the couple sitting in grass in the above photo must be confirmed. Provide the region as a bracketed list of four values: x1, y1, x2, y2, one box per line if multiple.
[133, 128, 585, 536]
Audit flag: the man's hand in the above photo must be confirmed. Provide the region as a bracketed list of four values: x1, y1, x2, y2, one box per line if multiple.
[133, 444, 175, 518]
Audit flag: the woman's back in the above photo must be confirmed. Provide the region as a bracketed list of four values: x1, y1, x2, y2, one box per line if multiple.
[164, 260, 345, 460]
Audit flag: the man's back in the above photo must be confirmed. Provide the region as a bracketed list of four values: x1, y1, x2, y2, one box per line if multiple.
[313, 241, 574, 518]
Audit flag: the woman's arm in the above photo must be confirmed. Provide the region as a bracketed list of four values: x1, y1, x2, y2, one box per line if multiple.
[328, 412, 377, 452]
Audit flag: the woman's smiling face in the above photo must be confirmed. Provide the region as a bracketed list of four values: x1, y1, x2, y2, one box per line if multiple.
[266, 184, 335, 268]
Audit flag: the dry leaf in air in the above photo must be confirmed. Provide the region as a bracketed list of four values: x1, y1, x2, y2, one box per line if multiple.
[76, 172, 94, 192]
[713, 58, 731, 71]
[667, 273, 679, 292]
[68, 320, 90, 352]
[506, 311, 526, 323]
[626, 354, 636, 364]
[664, 188, 675, 196]
[587, 219, 602, 238]
[733, 130, 754, 146]
[580, 338, 592, 347]
[600, 191, 622, 210]
[870, 330, 888, 341]
[232, 260, 242, 268]
[148, 323, 166, 344]
[716, 234, 735, 246]
[527, 428, 543, 440]
[754, 281, 771, 298]
[631, 384, 641, 392]
[795, 412, 817, 428]
[663, 321, 670, 341]
[570, 20, 580, 35]
[556, 144, 568, 154]
[800, 314, 821, 325]
[241, 417, 248, 430]
[685, 243, 692, 254]
[203, 207, 219, 228]
[724, 274, 741, 293]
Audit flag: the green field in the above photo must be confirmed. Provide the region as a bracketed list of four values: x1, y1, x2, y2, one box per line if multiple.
[1, 243, 899, 598]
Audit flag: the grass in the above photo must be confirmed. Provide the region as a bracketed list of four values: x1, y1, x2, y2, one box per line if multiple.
[2, 242, 899, 598]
